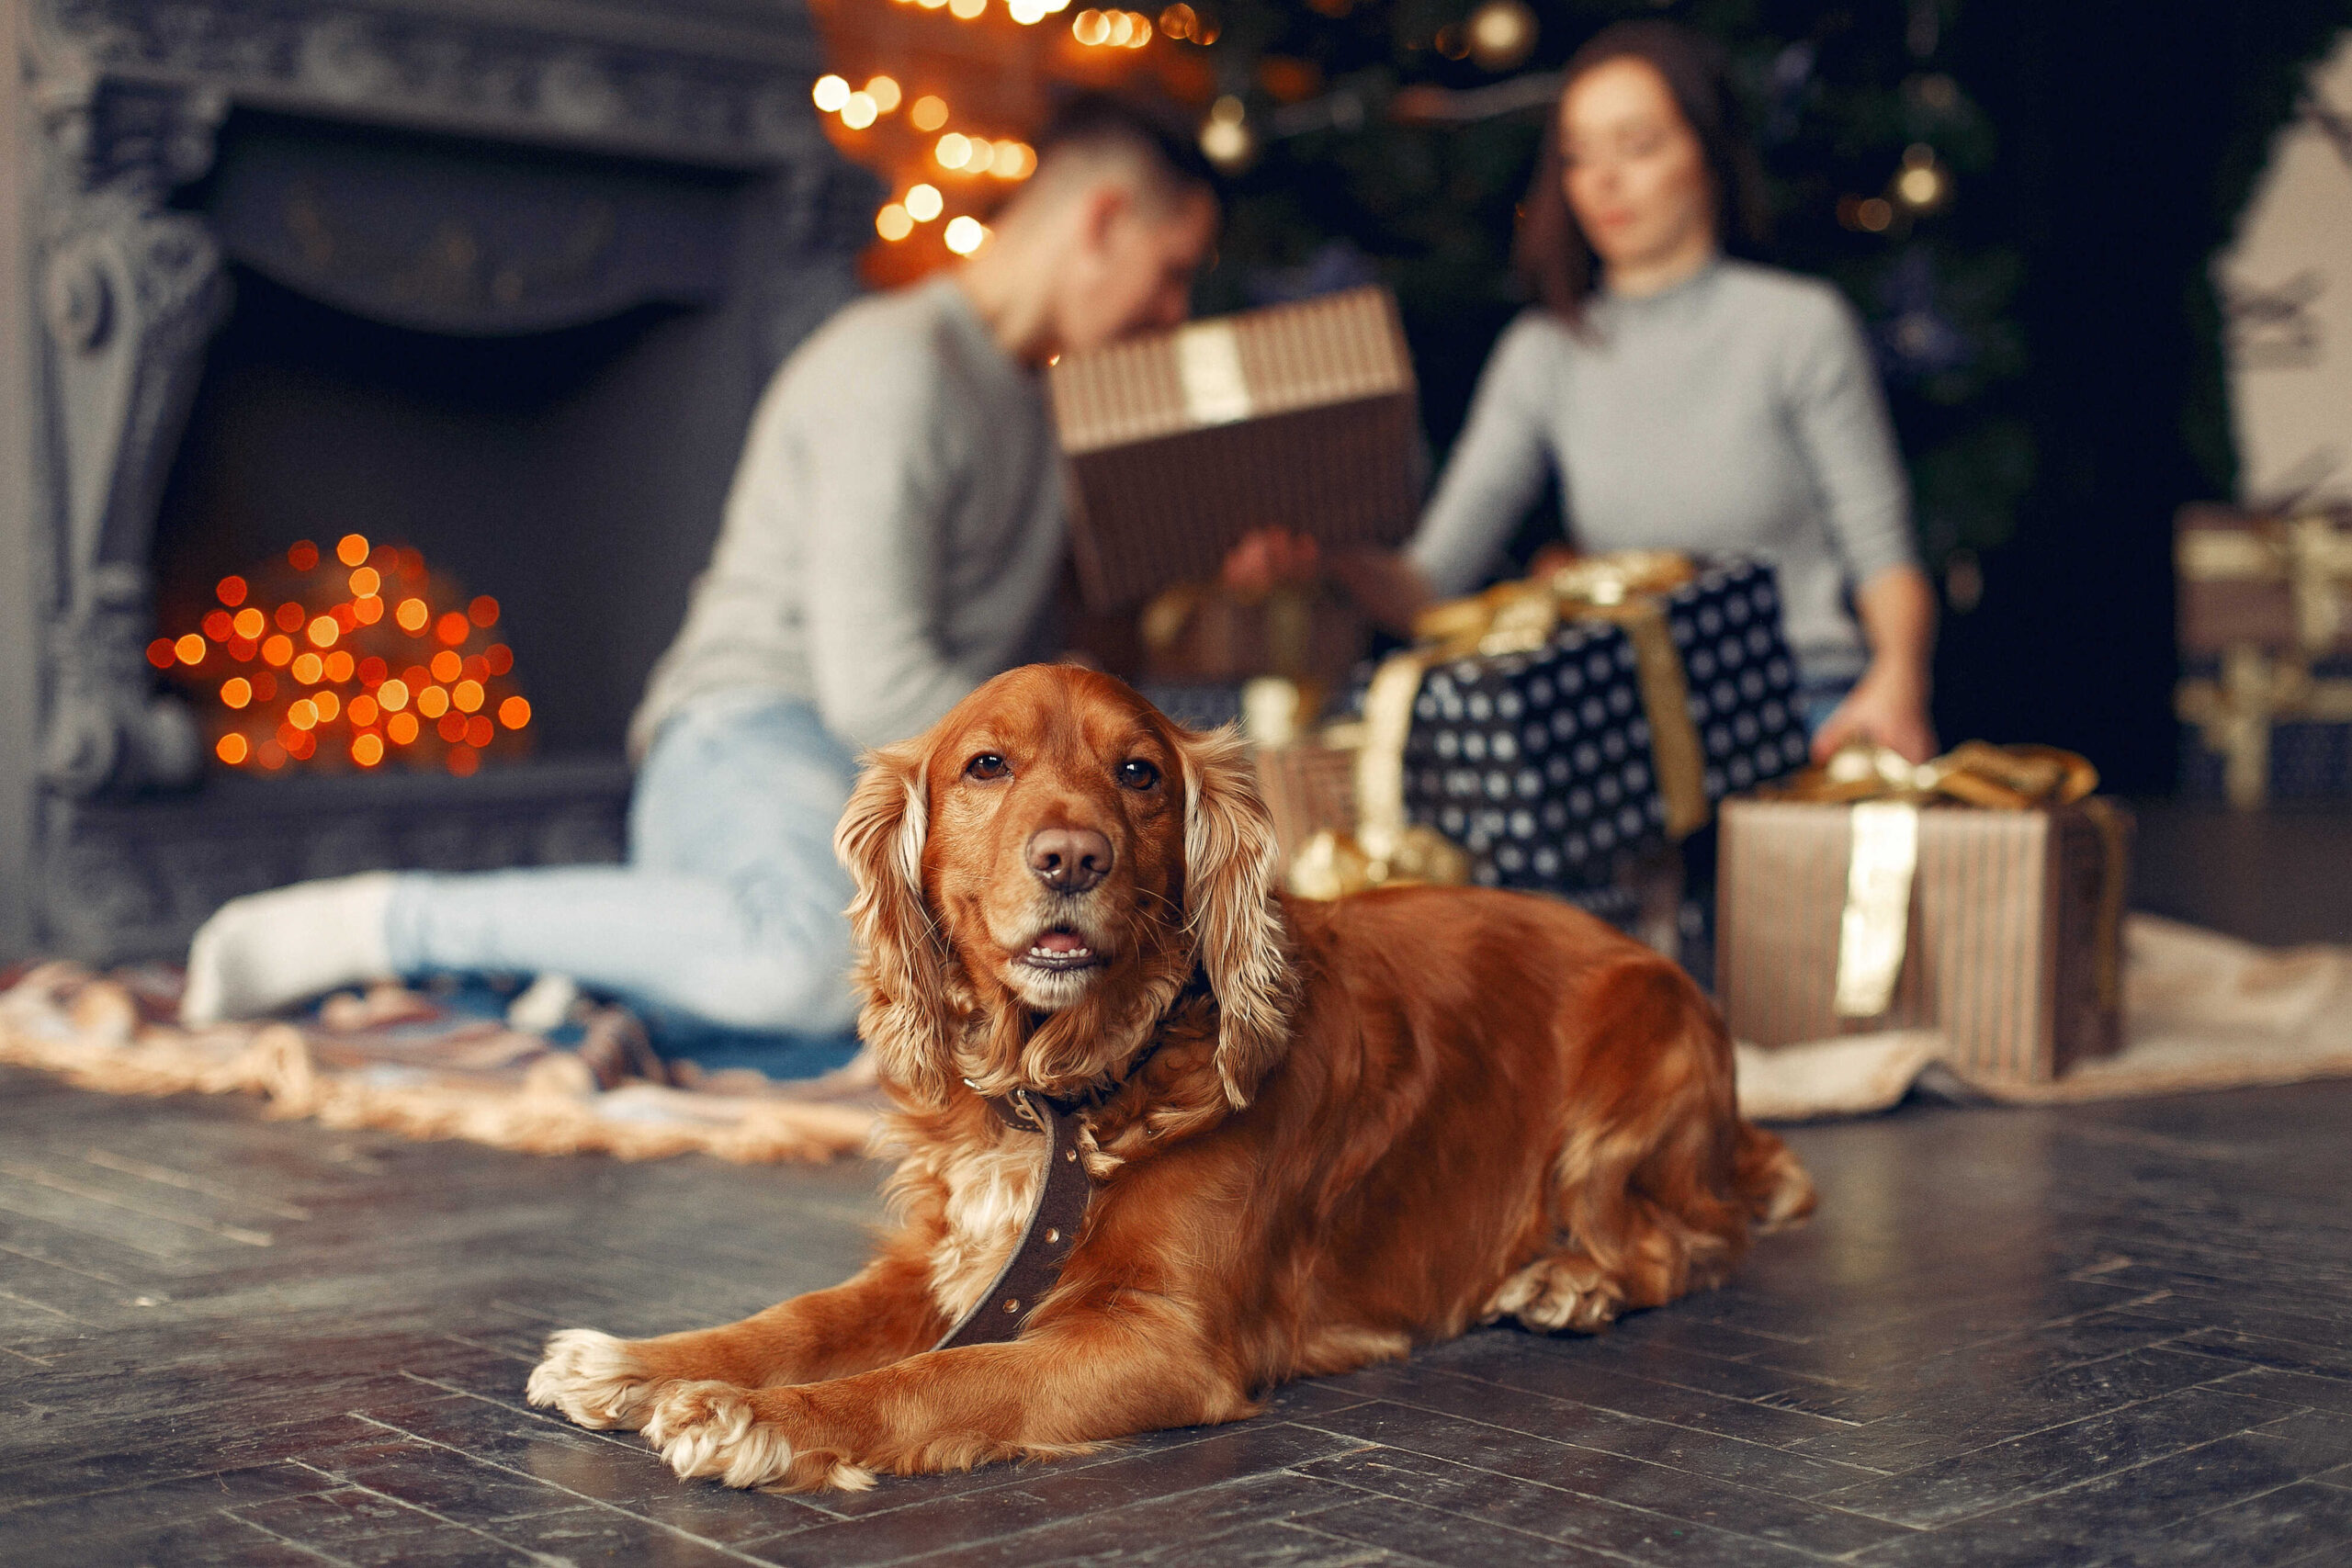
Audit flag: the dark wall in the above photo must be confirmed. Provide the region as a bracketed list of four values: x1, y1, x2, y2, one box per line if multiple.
[1932, 0, 2348, 792]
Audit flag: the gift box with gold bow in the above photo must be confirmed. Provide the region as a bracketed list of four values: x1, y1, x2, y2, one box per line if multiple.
[1050, 287, 1421, 614]
[1287, 552, 1806, 909]
[1716, 742, 2133, 1087]
[2174, 504, 2352, 807]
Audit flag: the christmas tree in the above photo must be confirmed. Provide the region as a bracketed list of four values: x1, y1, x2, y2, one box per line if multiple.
[1179, 0, 2027, 599]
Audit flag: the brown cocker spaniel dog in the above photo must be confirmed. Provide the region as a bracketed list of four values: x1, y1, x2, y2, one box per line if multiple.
[526, 663, 1814, 1491]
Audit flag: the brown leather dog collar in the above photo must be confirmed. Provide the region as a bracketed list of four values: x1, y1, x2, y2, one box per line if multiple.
[934, 1087, 1094, 1349]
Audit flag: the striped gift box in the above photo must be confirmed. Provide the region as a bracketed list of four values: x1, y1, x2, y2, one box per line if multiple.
[1049, 287, 1422, 612]
[1716, 798, 2130, 1085]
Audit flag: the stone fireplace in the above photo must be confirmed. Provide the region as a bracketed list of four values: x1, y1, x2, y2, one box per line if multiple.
[0, 0, 873, 964]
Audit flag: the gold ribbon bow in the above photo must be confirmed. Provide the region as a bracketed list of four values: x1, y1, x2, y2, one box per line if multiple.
[1289, 550, 1708, 899]
[2177, 513, 2352, 656]
[1764, 742, 2125, 1021]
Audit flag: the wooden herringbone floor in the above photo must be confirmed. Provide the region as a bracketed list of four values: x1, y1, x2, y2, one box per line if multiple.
[2, 802, 2349, 1566]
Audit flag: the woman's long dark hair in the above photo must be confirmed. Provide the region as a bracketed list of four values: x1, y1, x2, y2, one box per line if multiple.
[1512, 20, 1770, 326]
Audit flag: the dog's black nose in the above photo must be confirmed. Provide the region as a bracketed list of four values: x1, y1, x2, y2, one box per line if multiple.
[1026, 828, 1113, 894]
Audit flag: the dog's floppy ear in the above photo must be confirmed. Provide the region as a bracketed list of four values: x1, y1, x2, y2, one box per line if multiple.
[1177, 724, 1295, 1109]
[834, 739, 954, 1106]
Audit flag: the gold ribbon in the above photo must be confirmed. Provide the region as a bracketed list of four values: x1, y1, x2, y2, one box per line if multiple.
[1140, 582, 1318, 682]
[1289, 648, 1472, 898]
[1288, 550, 1708, 898]
[1766, 742, 2126, 1020]
[2175, 647, 2352, 810]
[2177, 513, 2352, 655]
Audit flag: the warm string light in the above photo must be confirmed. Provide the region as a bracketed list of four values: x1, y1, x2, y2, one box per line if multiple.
[1072, 9, 1152, 48]
[1157, 4, 1217, 43]
[152, 535, 533, 776]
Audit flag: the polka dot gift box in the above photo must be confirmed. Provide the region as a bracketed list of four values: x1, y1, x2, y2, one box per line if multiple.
[1400, 558, 1809, 898]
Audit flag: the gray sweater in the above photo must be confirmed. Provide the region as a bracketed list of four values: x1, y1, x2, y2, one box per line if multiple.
[1408, 258, 1915, 682]
[631, 279, 1064, 757]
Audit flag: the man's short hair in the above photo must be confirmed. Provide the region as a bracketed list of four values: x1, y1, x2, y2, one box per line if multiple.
[1034, 92, 1218, 204]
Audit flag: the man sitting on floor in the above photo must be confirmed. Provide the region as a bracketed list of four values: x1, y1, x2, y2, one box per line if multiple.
[181, 96, 1221, 1040]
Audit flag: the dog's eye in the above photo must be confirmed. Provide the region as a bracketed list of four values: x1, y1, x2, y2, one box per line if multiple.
[1116, 759, 1160, 790]
[965, 753, 1010, 781]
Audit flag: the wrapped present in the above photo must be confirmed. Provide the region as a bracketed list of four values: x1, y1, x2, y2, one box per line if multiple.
[1718, 743, 2132, 1087]
[1050, 288, 1421, 612]
[1286, 552, 1806, 907]
[2177, 504, 2352, 658]
[1137, 581, 1368, 690]
[1253, 737, 1357, 870]
[2176, 505, 2352, 806]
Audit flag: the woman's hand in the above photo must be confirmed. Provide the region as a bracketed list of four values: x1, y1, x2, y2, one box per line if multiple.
[1813, 563, 1939, 763]
[1327, 548, 1437, 637]
[1812, 658, 1937, 764]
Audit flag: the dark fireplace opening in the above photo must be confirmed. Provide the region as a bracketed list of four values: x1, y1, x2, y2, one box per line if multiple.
[150, 110, 782, 763]
[153, 268, 715, 761]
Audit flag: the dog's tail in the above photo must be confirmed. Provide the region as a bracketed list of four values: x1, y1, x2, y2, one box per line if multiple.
[1732, 1122, 1815, 1233]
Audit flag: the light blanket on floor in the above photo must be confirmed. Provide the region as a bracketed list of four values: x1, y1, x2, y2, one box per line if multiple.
[6, 914, 2351, 1159]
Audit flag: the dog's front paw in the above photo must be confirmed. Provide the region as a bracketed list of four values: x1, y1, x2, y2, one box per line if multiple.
[1483, 1252, 1624, 1334]
[643, 1382, 875, 1493]
[526, 1328, 671, 1431]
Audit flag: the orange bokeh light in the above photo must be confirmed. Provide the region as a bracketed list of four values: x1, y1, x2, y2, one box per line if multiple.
[175, 634, 207, 666]
[429, 649, 463, 683]
[146, 638, 175, 670]
[353, 594, 383, 626]
[311, 690, 342, 723]
[336, 533, 370, 568]
[498, 695, 531, 729]
[348, 694, 379, 727]
[291, 651, 324, 684]
[352, 732, 385, 767]
[221, 677, 254, 710]
[307, 615, 338, 649]
[436, 712, 469, 743]
[485, 644, 514, 675]
[217, 733, 251, 765]
[203, 610, 234, 641]
[232, 607, 266, 640]
[396, 598, 429, 633]
[452, 679, 484, 714]
[387, 712, 420, 745]
[464, 715, 493, 748]
[417, 685, 450, 718]
[469, 595, 499, 627]
[435, 611, 469, 645]
[324, 649, 356, 682]
[288, 699, 319, 731]
[348, 567, 379, 596]
[277, 602, 305, 632]
[217, 576, 248, 607]
[377, 679, 411, 712]
[262, 634, 294, 667]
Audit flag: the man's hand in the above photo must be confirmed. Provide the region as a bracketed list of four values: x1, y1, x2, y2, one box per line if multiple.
[1220, 528, 1321, 594]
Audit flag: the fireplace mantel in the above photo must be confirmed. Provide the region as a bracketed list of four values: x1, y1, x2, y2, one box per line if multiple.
[0, 0, 865, 962]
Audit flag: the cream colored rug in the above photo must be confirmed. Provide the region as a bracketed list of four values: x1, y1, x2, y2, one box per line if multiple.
[1736, 915, 2352, 1120]
[0, 963, 880, 1164]
[6, 914, 2347, 1158]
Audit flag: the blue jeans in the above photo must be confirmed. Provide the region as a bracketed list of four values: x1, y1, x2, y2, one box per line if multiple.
[384, 691, 862, 1037]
